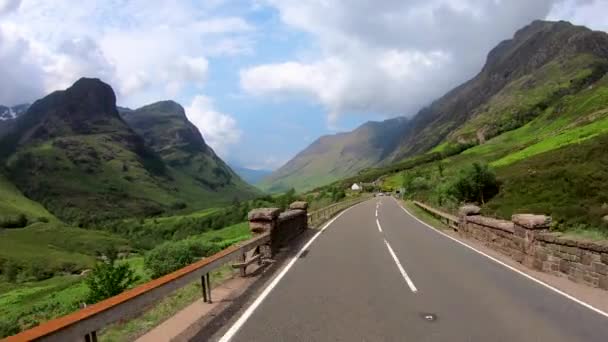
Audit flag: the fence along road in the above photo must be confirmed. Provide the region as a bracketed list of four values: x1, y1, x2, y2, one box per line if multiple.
[219, 197, 608, 342]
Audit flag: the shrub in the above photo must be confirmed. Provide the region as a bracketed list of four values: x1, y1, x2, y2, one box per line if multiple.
[146, 239, 223, 278]
[0, 214, 28, 228]
[0, 318, 20, 339]
[144, 240, 219, 279]
[449, 162, 499, 204]
[85, 249, 139, 304]
[2, 261, 20, 283]
[27, 260, 53, 281]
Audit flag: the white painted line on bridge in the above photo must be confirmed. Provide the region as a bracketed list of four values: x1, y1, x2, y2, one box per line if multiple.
[376, 219, 383, 232]
[375, 208, 378, 217]
[393, 198, 608, 320]
[218, 200, 369, 342]
[383, 238, 418, 293]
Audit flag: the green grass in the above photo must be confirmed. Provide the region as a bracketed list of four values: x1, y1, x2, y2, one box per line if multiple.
[0, 223, 131, 276]
[492, 116, 608, 167]
[0, 174, 57, 223]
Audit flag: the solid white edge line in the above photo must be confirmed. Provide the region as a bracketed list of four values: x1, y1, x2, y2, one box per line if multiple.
[376, 219, 383, 232]
[383, 239, 418, 293]
[392, 198, 608, 319]
[218, 200, 370, 342]
[375, 209, 378, 217]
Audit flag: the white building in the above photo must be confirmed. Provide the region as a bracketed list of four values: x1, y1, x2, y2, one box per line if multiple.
[351, 183, 361, 191]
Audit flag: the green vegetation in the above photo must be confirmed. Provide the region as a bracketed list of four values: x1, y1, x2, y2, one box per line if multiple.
[85, 249, 139, 304]
[0, 223, 130, 281]
[0, 173, 57, 226]
[448, 163, 499, 204]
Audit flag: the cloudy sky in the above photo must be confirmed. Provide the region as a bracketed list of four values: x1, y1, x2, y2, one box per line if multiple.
[1, 0, 607, 170]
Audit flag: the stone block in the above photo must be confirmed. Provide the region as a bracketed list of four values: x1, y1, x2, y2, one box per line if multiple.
[559, 260, 570, 274]
[248, 208, 281, 221]
[512, 214, 551, 230]
[599, 275, 608, 290]
[593, 262, 608, 275]
[581, 252, 594, 266]
[289, 201, 308, 210]
[601, 253, 608, 264]
[249, 221, 273, 234]
[459, 205, 481, 216]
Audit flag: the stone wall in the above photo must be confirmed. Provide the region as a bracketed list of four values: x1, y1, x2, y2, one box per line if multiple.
[534, 233, 608, 289]
[248, 202, 309, 254]
[459, 207, 608, 291]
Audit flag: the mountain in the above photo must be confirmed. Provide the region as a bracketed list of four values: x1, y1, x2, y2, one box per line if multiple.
[259, 117, 408, 192]
[231, 165, 272, 185]
[121, 100, 259, 195]
[0, 78, 257, 224]
[263, 20, 608, 192]
[0, 104, 29, 138]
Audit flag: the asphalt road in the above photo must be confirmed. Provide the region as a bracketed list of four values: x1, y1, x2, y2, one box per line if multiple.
[221, 197, 608, 341]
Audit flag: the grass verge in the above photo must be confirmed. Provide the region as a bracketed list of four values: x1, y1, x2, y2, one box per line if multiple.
[401, 200, 450, 231]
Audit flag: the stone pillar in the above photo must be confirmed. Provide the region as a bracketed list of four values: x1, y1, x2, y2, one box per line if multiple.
[512, 214, 551, 269]
[248, 208, 280, 258]
[248, 208, 281, 235]
[458, 204, 481, 238]
[289, 201, 309, 229]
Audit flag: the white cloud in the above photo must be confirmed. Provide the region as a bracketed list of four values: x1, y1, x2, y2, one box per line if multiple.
[243, 0, 608, 123]
[0, 0, 255, 106]
[185, 95, 242, 157]
[0, 0, 20, 15]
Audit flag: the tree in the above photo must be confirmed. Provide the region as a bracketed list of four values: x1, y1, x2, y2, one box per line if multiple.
[449, 162, 499, 204]
[85, 248, 139, 304]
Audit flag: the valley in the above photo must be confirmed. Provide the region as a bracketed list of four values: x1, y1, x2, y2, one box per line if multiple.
[2, 15, 608, 341]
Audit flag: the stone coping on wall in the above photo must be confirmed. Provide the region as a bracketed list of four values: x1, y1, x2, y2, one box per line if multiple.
[278, 209, 306, 222]
[538, 233, 608, 253]
[466, 215, 514, 233]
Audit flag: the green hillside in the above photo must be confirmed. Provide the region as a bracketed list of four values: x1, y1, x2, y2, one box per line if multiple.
[0, 173, 57, 225]
[0, 80, 258, 225]
[263, 20, 608, 192]
[259, 117, 407, 192]
[376, 74, 608, 233]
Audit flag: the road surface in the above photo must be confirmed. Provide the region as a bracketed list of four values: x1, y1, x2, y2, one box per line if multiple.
[220, 197, 608, 341]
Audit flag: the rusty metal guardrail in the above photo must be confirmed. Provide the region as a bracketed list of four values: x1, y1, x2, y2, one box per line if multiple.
[307, 196, 370, 228]
[412, 200, 460, 231]
[6, 233, 271, 342]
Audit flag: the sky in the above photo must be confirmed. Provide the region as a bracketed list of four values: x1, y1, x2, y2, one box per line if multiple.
[1, 0, 607, 171]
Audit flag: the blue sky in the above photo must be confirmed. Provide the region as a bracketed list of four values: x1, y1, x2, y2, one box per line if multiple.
[1, 0, 608, 170]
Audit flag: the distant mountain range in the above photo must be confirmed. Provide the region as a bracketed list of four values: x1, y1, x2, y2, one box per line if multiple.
[0, 78, 259, 224]
[261, 20, 608, 192]
[230, 165, 273, 185]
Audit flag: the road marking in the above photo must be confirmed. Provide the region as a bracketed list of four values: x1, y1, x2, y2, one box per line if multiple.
[218, 200, 369, 342]
[393, 198, 608, 320]
[383, 238, 418, 293]
[375, 209, 378, 217]
[376, 219, 383, 232]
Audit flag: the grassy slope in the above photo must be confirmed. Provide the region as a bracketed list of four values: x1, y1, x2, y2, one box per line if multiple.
[380, 74, 608, 233]
[0, 173, 57, 222]
[0, 223, 131, 273]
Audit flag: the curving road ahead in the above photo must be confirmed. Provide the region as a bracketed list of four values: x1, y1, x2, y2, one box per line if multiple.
[219, 197, 608, 341]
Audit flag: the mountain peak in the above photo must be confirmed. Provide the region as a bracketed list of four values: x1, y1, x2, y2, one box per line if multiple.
[124, 100, 187, 120]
